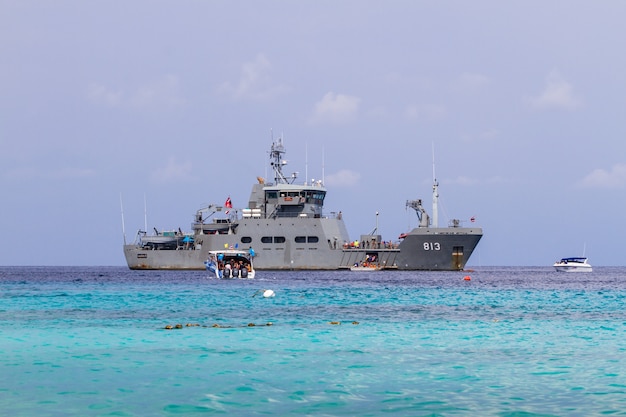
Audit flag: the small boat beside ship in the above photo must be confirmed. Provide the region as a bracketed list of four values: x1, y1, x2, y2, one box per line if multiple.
[350, 254, 383, 271]
[123, 136, 482, 271]
[204, 249, 255, 279]
[350, 264, 382, 272]
[553, 257, 592, 272]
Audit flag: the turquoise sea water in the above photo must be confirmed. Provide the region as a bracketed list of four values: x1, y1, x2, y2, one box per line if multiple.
[2, 266, 626, 416]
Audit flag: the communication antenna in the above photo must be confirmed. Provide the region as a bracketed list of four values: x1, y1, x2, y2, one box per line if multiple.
[144, 193, 148, 234]
[432, 142, 439, 227]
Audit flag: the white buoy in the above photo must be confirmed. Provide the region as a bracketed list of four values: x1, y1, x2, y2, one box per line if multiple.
[252, 289, 276, 298]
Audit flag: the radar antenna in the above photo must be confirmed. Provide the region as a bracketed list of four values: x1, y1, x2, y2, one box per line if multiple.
[432, 142, 439, 228]
[269, 136, 293, 184]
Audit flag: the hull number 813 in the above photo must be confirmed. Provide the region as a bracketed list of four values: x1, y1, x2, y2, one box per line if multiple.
[423, 242, 441, 251]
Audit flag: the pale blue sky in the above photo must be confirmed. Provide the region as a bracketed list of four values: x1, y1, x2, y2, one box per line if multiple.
[2, 1, 625, 266]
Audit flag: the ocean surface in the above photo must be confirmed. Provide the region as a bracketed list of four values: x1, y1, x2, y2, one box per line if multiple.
[2, 266, 626, 416]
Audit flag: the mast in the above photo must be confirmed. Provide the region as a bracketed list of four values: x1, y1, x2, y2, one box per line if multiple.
[432, 143, 439, 228]
[269, 136, 288, 184]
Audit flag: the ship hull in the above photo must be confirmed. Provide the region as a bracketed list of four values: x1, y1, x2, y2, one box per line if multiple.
[395, 227, 482, 270]
[124, 219, 482, 271]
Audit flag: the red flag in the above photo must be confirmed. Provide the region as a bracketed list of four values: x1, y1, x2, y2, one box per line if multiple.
[224, 196, 232, 214]
[470, 216, 476, 223]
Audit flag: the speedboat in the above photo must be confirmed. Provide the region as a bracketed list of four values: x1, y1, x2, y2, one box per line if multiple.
[553, 257, 592, 272]
[204, 249, 255, 279]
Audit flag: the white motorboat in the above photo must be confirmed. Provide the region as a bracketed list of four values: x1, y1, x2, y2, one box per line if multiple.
[553, 257, 592, 272]
[204, 249, 255, 279]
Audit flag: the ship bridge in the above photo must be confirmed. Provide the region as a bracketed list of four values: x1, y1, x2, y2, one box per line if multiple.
[261, 184, 326, 218]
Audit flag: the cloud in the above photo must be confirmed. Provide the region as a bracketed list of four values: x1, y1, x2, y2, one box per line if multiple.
[579, 163, 626, 188]
[324, 169, 361, 187]
[87, 75, 186, 109]
[150, 157, 195, 183]
[527, 70, 582, 110]
[309, 92, 361, 125]
[217, 54, 289, 101]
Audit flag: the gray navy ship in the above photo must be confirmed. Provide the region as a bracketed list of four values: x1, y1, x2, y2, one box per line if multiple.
[123, 138, 482, 271]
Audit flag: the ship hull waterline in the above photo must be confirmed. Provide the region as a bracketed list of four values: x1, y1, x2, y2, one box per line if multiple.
[124, 226, 482, 271]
